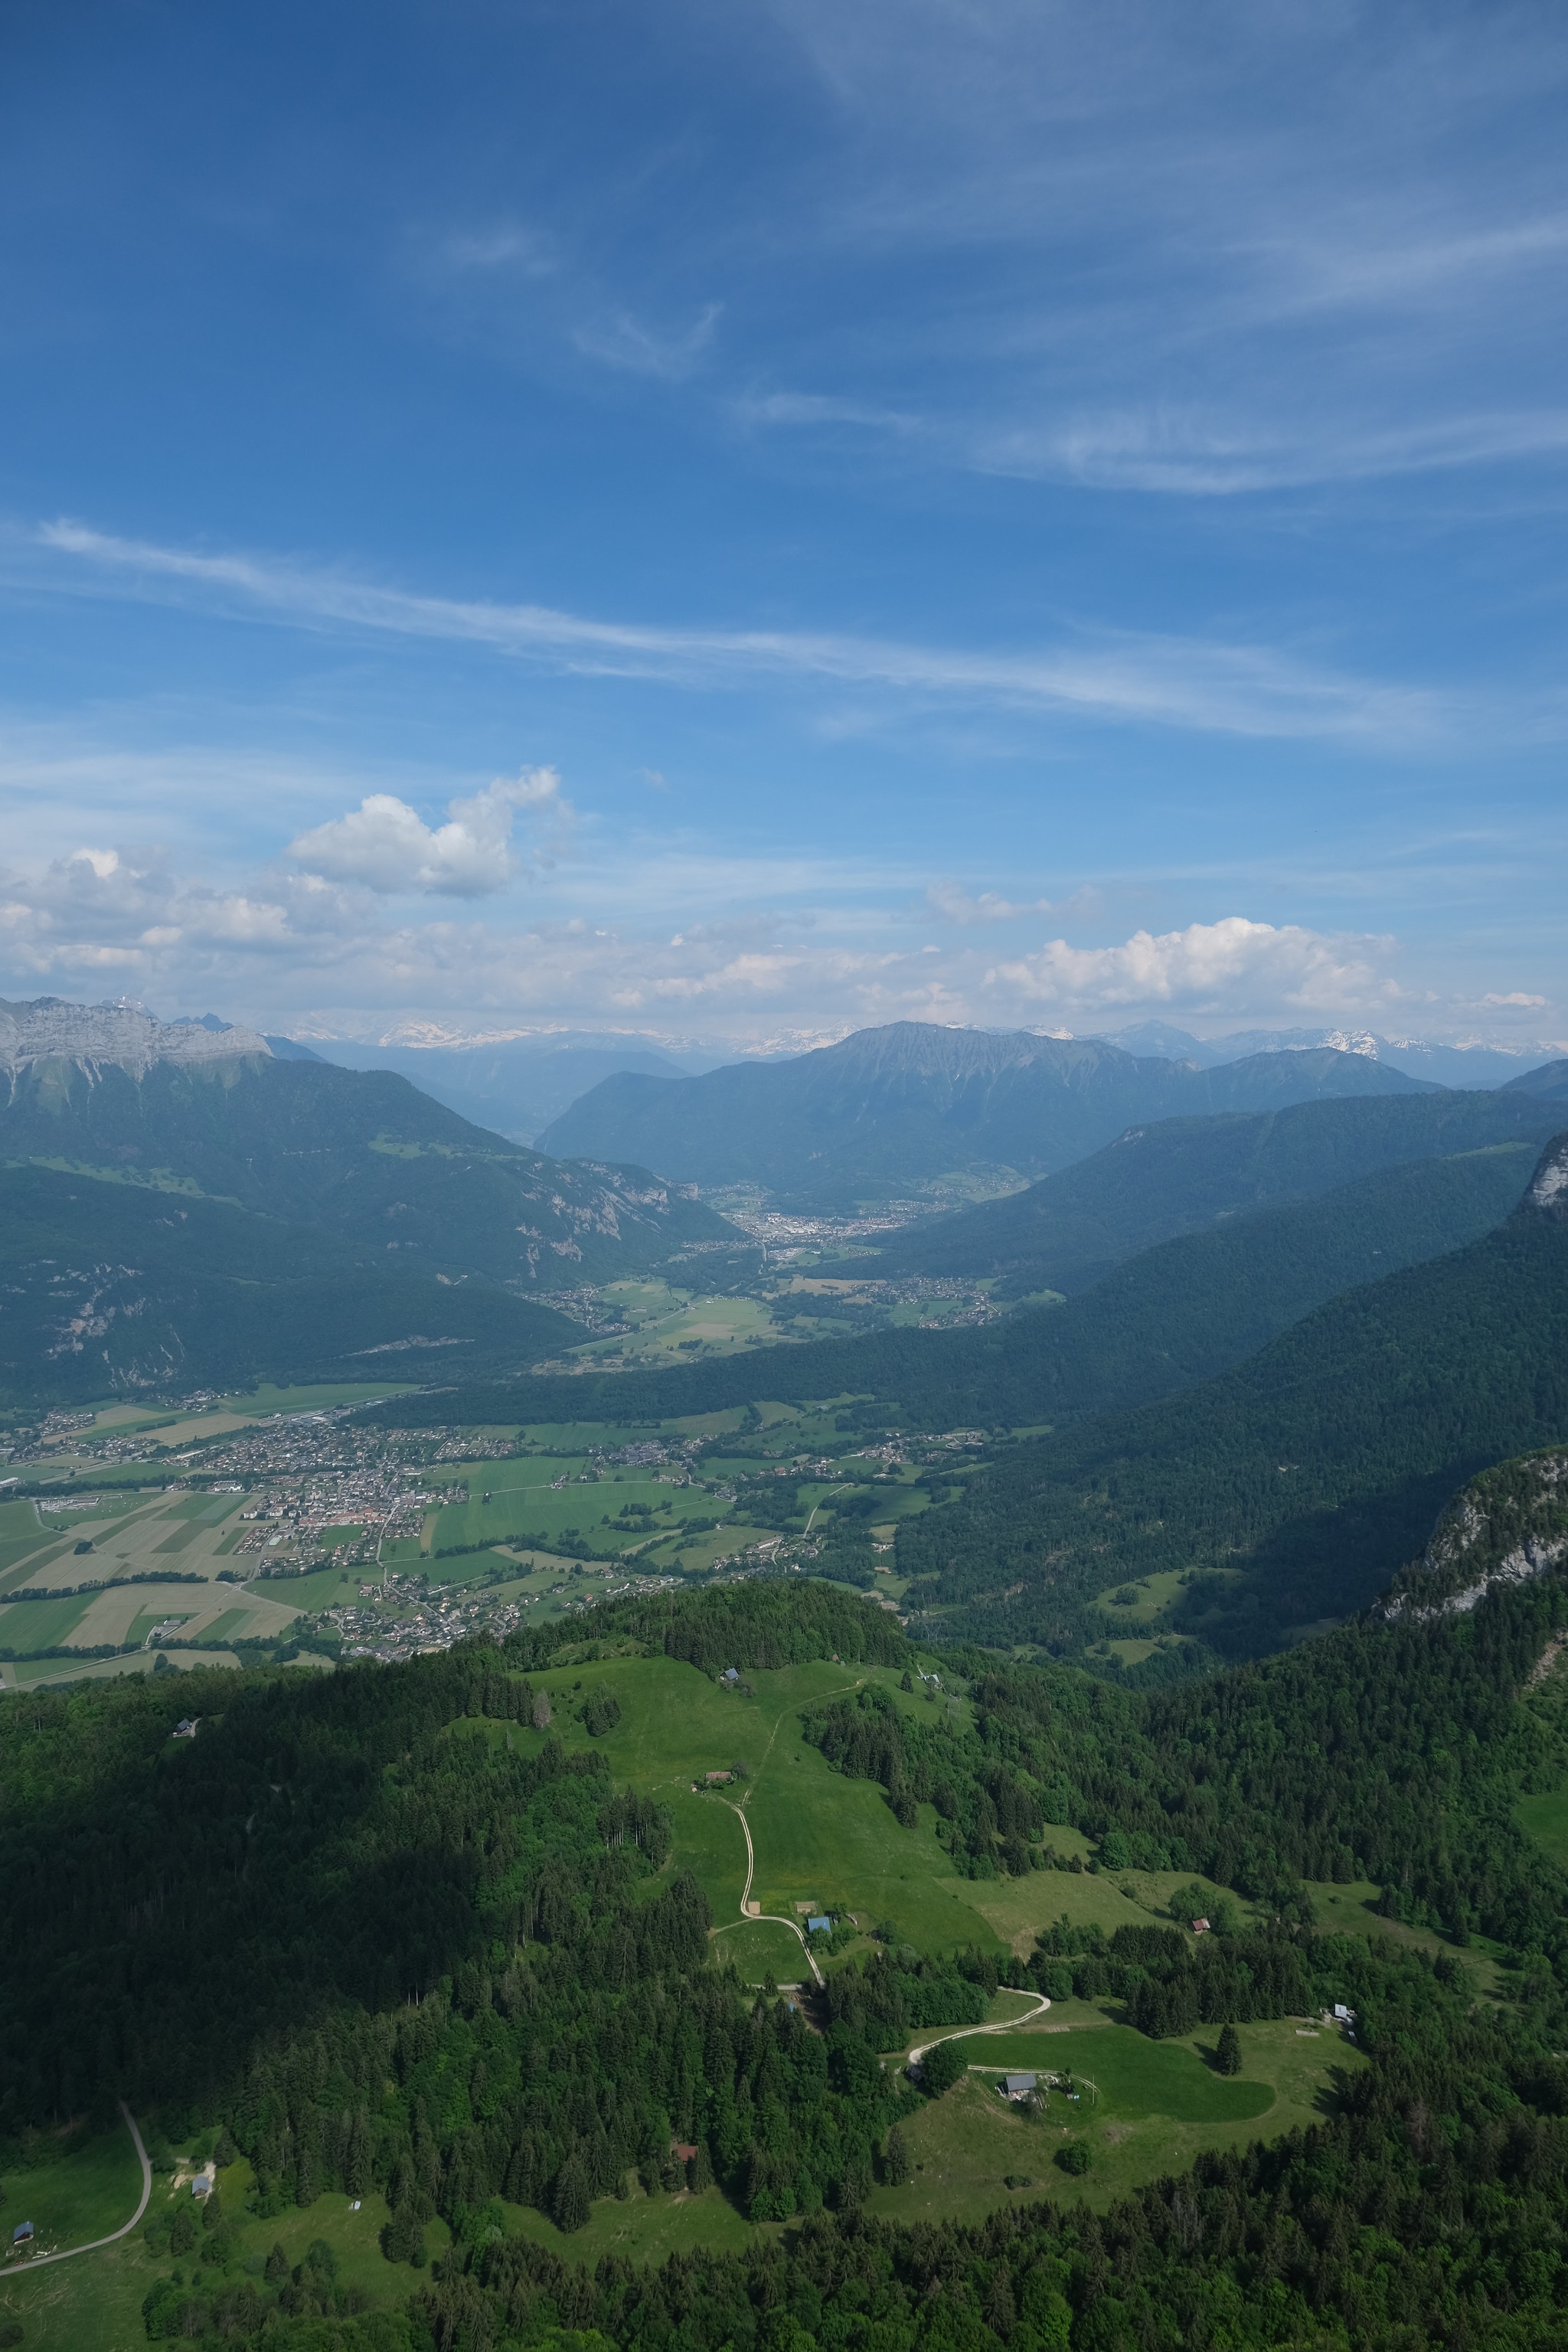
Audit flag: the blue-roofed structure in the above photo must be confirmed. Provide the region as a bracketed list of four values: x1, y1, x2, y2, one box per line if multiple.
[807, 1915, 831, 1934]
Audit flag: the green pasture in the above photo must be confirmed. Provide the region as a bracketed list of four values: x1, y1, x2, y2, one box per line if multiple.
[488, 1654, 1008, 1956]
[0, 2115, 144, 2259]
[505, 2177, 754, 2267]
[0, 1591, 94, 1651]
[212, 1380, 421, 1417]
[574, 1285, 779, 1364]
[429, 1456, 722, 1559]
[1300, 1880, 1508, 1998]
[1515, 1783, 1568, 1873]
[711, 1919, 811, 1982]
[942, 2025, 1273, 2124]
[871, 2014, 1364, 2224]
[0, 2148, 446, 2352]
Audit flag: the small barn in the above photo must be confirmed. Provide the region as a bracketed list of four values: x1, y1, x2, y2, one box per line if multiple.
[13, 2222, 34, 2245]
[807, 1915, 831, 1935]
[1001, 2073, 1037, 2100]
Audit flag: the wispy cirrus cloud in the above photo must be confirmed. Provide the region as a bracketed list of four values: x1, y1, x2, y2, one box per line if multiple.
[30, 519, 1460, 748]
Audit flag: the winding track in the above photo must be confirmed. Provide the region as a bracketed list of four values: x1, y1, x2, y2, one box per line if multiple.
[707, 1673, 867, 1991]
[906, 1991, 1052, 2072]
[721, 1801, 827, 1988]
[16, 2102, 152, 2271]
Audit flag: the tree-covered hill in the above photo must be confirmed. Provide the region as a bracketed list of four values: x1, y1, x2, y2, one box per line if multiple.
[537, 1022, 1432, 1209]
[0, 1050, 742, 1292]
[8, 1514, 1568, 2348]
[898, 1135, 1568, 1658]
[0, 1164, 580, 1407]
[877, 1086, 1565, 1295]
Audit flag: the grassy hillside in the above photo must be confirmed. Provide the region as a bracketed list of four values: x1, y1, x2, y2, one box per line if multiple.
[880, 1086, 1564, 1294]
[7, 1525, 1568, 2350]
[898, 1137, 1568, 1657]
[537, 1022, 1429, 1207]
[0, 1164, 578, 1406]
[0, 1052, 743, 1290]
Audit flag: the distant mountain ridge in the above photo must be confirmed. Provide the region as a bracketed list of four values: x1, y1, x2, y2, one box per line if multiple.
[0, 994, 273, 1076]
[0, 1002, 742, 1295]
[537, 1019, 1437, 1207]
[304, 1030, 698, 1143]
[1096, 1020, 1560, 1091]
[880, 1088, 1568, 1294]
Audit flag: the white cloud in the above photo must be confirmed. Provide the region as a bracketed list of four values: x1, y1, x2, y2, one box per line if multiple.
[442, 222, 556, 276]
[573, 304, 722, 380]
[31, 520, 1465, 749]
[987, 916, 1397, 1018]
[926, 880, 1099, 925]
[1481, 990, 1548, 1009]
[287, 769, 567, 897]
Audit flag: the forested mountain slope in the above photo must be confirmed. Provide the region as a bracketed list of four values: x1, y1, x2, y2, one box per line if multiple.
[537, 1021, 1431, 1207]
[879, 1086, 1565, 1294]
[7, 1544, 1568, 2349]
[371, 1139, 1543, 1457]
[1505, 1055, 1568, 1101]
[899, 1133, 1568, 1658]
[0, 1165, 579, 1406]
[0, 1048, 740, 1290]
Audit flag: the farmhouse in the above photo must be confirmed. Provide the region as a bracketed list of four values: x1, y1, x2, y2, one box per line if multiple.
[1001, 2073, 1037, 2099]
[13, 2221, 34, 2245]
[1191, 1917, 1210, 1935]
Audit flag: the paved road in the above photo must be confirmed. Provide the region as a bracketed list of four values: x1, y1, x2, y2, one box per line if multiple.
[15, 2102, 153, 2271]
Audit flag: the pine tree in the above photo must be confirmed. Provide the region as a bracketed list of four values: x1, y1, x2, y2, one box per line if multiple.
[885, 2125, 912, 2186]
[1216, 2023, 1243, 2076]
[554, 2156, 591, 2233]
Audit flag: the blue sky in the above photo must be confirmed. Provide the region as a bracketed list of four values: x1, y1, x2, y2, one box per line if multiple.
[2, 0, 1565, 1050]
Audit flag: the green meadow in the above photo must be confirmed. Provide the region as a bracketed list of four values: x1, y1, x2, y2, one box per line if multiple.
[871, 2015, 1364, 2223]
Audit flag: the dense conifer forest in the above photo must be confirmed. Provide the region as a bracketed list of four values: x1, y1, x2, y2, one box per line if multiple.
[5, 1529, 1568, 2347]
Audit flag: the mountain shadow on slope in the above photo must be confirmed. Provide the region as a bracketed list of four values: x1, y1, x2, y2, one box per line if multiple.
[0, 1164, 581, 1407]
[897, 1133, 1568, 1664]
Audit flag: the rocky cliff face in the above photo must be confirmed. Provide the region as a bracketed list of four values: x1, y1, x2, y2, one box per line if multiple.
[1526, 1131, 1568, 1217]
[0, 995, 272, 1078]
[1379, 1446, 1568, 1625]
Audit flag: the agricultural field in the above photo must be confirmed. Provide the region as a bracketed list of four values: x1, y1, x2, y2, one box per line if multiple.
[0, 1482, 306, 1692]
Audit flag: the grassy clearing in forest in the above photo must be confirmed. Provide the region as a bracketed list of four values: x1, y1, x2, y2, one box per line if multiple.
[870, 2015, 1365, 2225]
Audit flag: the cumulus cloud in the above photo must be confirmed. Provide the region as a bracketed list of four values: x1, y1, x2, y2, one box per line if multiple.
[987, 916, 1397, 1018]
[1480, 990, 1548, 1008]
[287, 768, 567, 897]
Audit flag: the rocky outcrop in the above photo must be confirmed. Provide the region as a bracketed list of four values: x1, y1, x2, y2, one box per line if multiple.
[1377, 1449, 1568, 1625]
[0, 997, 271, 1078]
[1526, 1132, 1568, 1217]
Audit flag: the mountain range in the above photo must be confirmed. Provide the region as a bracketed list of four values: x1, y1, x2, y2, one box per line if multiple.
[880, 1084, 1568, 1294]
[535, 1019, 1452, 1208]
[897, 1129, 1568, 1658]
[0, 997, 753, 1402]
[292, 1029, 712, 1144]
